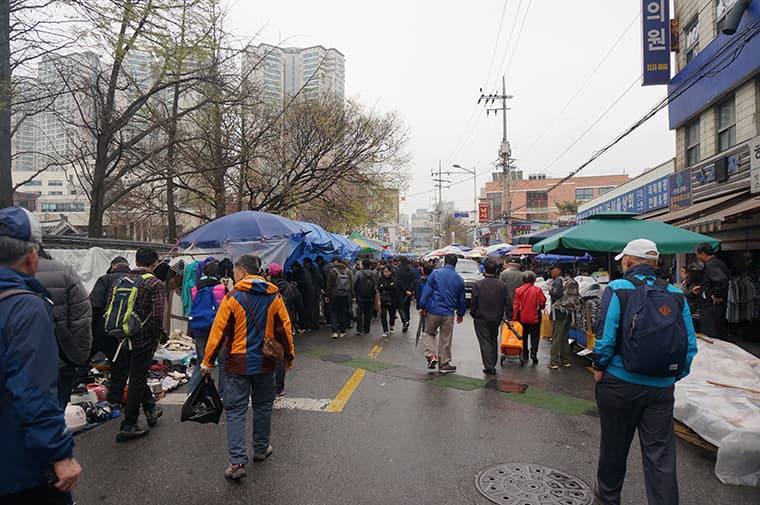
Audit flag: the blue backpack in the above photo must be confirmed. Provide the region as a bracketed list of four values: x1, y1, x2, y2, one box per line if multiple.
[614, 276, 688, 378]
[189, 286, 219, 333]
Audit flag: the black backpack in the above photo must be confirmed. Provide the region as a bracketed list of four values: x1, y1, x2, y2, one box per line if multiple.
[614, 276, 688, 378]
[356, 271, 376, 300]
[335, 269, 352, 298]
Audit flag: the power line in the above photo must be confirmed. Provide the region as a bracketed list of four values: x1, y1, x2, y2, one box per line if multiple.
[523, 11, 639, 156]
[501, 0, 533, 77]
[484, 0, 510, 88]
[490, 0, 522, 90]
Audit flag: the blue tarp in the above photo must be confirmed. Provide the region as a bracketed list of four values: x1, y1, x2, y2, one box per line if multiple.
[535, 253, 593, 264]
[178, 211, 304, 249]
[284, 222, 361, 270]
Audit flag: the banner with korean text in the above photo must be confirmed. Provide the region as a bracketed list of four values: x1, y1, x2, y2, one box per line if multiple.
[642, 0, 670, 85]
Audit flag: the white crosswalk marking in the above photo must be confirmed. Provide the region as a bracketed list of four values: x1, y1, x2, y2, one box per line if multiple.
[159, 393, 332, 412]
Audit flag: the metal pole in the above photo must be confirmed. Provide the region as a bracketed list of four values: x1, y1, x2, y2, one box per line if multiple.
[502, 76, 512, 244]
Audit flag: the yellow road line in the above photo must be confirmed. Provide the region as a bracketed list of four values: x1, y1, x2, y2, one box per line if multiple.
[368, 345, 382, 359]
[326, 368, 366, 412]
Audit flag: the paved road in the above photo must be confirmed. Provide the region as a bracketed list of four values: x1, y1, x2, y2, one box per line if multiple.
[71, 311, 758, 504]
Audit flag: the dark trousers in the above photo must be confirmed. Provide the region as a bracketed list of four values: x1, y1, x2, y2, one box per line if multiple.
[1, 484, 73, 505]
[397, 292, 411, 324]
[473, 318, 500, 370]
[329, 296, 350, 332]
[700, 302, 727, 340]
[380, 302, 397, 332]
[596, 373, 678, 505]
[107, 342, 156, 426]
[301, 293, 316, 330]
[310, 293, 321, 330]
[274, 361, 286, 395]
[521, 322, 540, 361]
[356, 300, 374, 333]
[58, 364, 79, 407]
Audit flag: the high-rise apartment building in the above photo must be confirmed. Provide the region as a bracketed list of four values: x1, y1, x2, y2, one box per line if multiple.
[243, 43, 345, 105]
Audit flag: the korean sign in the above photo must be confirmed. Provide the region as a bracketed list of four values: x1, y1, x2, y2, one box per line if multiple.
[669, 168, 692, 211]
[478, 204, 489, 222]
[578, 176, 669, 220]
[751, 136, 760, 194]
[642, 0, 670, 85]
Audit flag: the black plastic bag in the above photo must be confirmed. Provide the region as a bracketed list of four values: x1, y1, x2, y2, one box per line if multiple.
[181, 374, 223, 424]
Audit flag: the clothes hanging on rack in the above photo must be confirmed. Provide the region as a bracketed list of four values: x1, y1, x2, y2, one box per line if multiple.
[726, 274, 757, 323]
[182, 261, 201, 317]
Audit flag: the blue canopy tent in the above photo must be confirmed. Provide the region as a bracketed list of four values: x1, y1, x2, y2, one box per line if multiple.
[177, 211, 306, 267]
[284, 222, 360, 269]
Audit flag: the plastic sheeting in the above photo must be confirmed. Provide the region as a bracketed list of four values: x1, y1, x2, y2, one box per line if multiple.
[48, 247, 137, 293]
[674, 338, 760, 486]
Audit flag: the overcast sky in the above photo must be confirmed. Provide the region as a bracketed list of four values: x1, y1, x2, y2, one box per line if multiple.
[226, 0, 675, 217]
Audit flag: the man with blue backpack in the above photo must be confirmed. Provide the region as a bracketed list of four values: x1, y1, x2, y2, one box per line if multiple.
[592, 239, 698, 505]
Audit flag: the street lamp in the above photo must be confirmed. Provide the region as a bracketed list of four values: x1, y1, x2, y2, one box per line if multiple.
[451, 164, 477, 222]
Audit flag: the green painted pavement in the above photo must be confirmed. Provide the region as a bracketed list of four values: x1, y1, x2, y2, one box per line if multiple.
[302, 348, 595, 416]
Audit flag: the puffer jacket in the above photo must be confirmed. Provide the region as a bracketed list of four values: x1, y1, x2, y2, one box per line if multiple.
[0, 266, 74, 495]
[203, 275, 295, 375]
[36, 258, 92, 367]
[513, 282, 546, 324]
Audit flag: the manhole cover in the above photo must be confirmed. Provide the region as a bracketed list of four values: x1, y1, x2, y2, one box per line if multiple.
[475, 463, 594, 505]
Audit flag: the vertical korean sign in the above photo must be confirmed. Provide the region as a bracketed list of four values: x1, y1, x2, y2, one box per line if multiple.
[669, 168, 692, 211]
[642, 0, 670, 85]
[750, 135, 760, 194]
[478, 204, 489, 223]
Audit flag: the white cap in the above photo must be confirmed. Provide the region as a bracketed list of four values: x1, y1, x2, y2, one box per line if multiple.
[614, 238, 659, 262]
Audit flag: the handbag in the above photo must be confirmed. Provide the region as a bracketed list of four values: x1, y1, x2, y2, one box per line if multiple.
[239, 290, 287, 364]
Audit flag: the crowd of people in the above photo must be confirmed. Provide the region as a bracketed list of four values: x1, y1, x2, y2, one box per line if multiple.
[0, 204, 706, 504]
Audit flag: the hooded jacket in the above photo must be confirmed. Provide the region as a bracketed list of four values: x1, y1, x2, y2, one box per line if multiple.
[0, 266, 74, 495]
[36, 258, 92, 367]
[203, 275, 294, 375]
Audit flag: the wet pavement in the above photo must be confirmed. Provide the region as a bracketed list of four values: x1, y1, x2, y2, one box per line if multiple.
[71, 310, 759, 504]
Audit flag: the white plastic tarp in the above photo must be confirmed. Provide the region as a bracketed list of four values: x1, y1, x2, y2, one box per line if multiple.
[674, 338, 760, 487]
[48, 247, 136, 293]
[184, 238, 291, 267]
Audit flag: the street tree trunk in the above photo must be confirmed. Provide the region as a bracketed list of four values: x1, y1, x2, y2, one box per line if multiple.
[0, 0, 12, 208]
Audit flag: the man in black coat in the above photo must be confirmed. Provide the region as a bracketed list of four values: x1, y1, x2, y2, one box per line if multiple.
[393, 257, 416, 332]
[470, 259, 513, 374]
[90, 256, 131, 361]
[694, 242, 729, 340]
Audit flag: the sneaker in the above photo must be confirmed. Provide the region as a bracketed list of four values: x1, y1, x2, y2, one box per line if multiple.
[483, 368, 496, 375]
[439, 362, 457, 373]
[402, 322, 409, 332]
[339, 332, 346, 338]
[145, 406, 163, 427]
[389, 326, 395, 333]
[115, 423, 149, 443]
[427, 354, 438, 370]
[224, 463, 246, 480]
[532, 357, 539, 365]
[332, 332, 338, 339]
[253, 444, 273, 462]
[276, 391, 285, 398]
[547, 364, 560, 370]
[562, 363, 572, 368]
[382, 332, 388, 337]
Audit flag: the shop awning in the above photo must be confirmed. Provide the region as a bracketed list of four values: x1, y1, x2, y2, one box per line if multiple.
[680, 195, 760, 233]
[651, 192, 747, 225]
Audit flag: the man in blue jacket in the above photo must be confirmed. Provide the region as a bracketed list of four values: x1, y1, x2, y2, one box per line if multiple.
[418, 254, 466, 373]
[0, 207, 81, 504]
[592, 239, 698, 505]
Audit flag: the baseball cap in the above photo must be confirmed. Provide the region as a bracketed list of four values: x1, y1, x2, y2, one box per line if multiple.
[0, 207, 42, 244]
[614, 238, 659, 262]
[111, 256, 129, 266]
[267, 262, 283, 276]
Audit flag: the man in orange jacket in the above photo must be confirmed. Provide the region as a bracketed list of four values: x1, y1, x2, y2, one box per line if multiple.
[202, 255, 294, 481]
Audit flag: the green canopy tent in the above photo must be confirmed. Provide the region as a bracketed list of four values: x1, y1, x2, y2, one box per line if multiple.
[531, 213, 720, 255]
[347, 232, 388, 254]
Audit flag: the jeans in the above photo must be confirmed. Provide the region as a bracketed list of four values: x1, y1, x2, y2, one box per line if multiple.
[187, 336, 207, 394]
[356, 300, 374, 333]
[329, 296, 350, 332]
[596, 373, 678, 505]
[224, 372, 275, 465]
[107, 342, 156, 426]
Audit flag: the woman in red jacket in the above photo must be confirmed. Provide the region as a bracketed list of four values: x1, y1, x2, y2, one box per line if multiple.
[512, 270, 546, 366]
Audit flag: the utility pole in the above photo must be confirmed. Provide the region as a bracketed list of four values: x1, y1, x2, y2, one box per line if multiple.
[479, 76, 513, 243]
[431, 160, 450, 249]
